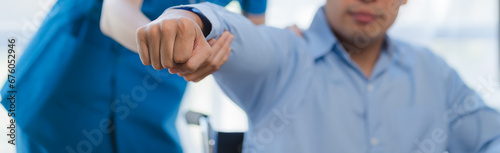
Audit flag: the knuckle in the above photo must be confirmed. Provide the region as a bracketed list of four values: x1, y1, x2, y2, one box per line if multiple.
[153, 64, 163, 70]
[152, 25, 162, 35]
[161, 21, 174, 32]
[178, 18, 191, 28]
[146, 28, 157, 38]
[137, 27, 147, 36]
[161, 62, 173, 68]
[174, 57, 189, 63]
[178, 18, 195, 35]
[174, 57, 188, 63]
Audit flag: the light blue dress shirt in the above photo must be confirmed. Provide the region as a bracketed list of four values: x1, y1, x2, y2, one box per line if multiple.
[176, 3, 500, 153]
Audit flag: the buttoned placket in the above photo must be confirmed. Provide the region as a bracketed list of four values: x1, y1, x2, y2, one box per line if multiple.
[333, 43, 395, 152]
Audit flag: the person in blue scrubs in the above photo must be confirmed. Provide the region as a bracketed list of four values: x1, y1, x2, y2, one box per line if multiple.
[213, 0, 267, 25]
[0, 0, 265, 153]
[138, 0, 500, 153]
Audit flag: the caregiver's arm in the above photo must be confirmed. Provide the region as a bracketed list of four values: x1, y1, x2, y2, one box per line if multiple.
[100, 0, 150, 52]
[239, 0, 267, 25]
[100, 0, 233, 81]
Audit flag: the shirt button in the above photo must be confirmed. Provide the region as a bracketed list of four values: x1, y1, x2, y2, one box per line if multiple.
[370, 137, 379, 146]
[367, 84, 374, 92]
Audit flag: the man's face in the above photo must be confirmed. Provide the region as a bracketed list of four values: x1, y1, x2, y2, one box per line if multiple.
[325, 0, 407, 48]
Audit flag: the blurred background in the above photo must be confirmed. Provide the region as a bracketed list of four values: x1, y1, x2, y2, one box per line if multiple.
[1, 0, 499, 153]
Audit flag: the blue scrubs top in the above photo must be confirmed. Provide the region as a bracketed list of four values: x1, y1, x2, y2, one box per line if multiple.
[0, 0, 265, 153]
[209, 0, 267, 15]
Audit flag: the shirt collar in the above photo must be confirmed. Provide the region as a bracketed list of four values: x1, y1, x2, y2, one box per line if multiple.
[303, 7, 338, 59]
[303, 7, 410, 79]
[303, 7, 404, 64]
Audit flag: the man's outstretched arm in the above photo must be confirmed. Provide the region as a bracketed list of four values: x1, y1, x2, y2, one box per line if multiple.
[137, 2, 306, 113]
[137, 2, 299, 74]
[443, 67, 500, 153]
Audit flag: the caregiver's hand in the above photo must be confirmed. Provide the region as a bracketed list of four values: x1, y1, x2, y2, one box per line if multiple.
[178, 31, 233, 82]
[286, 24, 303, 37]
[136, 9, 209, 72]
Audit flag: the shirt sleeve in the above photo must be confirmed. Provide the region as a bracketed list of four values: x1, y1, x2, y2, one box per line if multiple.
[171, 2, 308, 116]
[444, 65, 500, 153]
[238, 0, 267, 15]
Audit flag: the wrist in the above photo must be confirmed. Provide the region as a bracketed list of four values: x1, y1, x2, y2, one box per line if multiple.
[173, 7, 211, 37]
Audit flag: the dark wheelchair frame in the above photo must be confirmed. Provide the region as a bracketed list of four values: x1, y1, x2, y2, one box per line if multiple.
[185, 111, 245, 153]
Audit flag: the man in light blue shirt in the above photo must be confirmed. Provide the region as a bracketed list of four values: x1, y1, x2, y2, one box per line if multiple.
[136, 0, 500, 152]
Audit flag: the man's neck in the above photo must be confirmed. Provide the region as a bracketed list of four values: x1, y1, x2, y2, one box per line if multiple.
[338, 35, 385, 78]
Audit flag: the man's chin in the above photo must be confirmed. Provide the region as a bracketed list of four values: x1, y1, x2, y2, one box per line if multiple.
[348, 26, 385, 40]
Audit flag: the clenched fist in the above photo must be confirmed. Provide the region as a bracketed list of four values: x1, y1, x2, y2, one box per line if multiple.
[136, 9, 210, 73]
[136, 9, 233, 82]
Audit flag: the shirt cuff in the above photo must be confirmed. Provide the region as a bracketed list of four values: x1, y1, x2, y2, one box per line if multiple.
[174, 7, 212, 37]
[170, 2, 224, 40]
